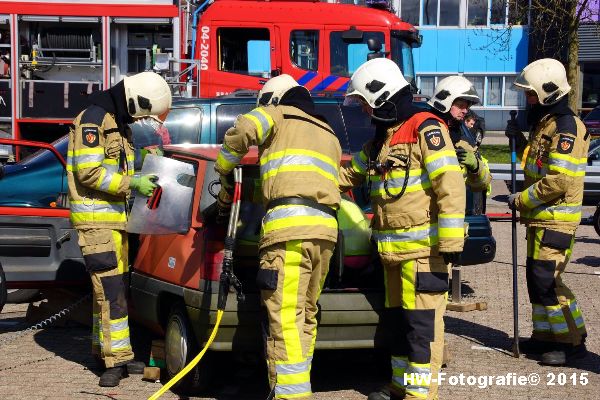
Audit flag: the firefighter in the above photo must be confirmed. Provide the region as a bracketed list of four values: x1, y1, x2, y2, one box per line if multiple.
[339, 58, 465, 400]
[214, 74, 341, 400]
[506, 58, 589, 365]
[428, 76, 492, 214]
[67, 71, 172, 387]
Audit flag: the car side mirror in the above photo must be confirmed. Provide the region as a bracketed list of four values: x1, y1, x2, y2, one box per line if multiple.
[367, 38, 382, 52]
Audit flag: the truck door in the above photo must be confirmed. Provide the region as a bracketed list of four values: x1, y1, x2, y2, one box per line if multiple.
[325, 26, 389, 92]
[204, 23, 275, 97]
[276, 24, 326, 92]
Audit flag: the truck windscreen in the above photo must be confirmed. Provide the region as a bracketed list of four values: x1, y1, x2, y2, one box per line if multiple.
[329, 31, 385, 77]
[391, 34, 416, 88]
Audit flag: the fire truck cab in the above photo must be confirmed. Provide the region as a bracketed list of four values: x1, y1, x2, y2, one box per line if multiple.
[193, 0, 421, 97]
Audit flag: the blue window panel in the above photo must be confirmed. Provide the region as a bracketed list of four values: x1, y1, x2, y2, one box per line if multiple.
[347, 43, 386, 75]
[248, 40, 271, 76]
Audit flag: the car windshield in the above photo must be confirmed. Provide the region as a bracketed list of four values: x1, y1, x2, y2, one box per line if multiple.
[329, 31, 386, 77]
[19, 135, 68, 165]
[584, 107, 600, 121]
[391, 33, 416, 87]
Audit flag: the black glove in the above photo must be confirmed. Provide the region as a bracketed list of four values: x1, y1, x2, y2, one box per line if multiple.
[504, 119, 528, 149]
[441, 252, 461, 265]
[220, 173, 235, 195]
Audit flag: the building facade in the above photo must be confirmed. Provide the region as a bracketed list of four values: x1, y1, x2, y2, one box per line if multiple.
[578, 0, 600, 112]
[391, 0, 529, 130]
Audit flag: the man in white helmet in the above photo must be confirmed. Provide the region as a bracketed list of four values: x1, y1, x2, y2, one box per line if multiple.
[67, 71, 172, 387]
[339, 58, 465, 400]
[215, 74, 341, 400]
[505, 58, 589, 365]
[428, 76, 492, 214]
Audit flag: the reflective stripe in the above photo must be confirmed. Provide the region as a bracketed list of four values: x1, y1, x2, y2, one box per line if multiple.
[548, 153, 587, 177]
[370, 170, 431, 197]
[424, 150, 461, 179]
[406, 364, 431, 375]
[68, 153, 105, 170]
[275, 382, 311, 397]
[405, 363, 431, 399]
[438, 214, 464, 239]
[373, 225, 437, 243]
[401, 259, 416, 310]
[532, 320, 552, 332]
[391, 356, 408, 389]
[71, 201, 126, 215]
[281, 241, 303, 361]
[547, 305, 570, 334]
[246, 108, 274, 145]
[524, 158, 547, 179]
[96, 167, 123, 194]
[522, 185, 545, 208]
[351, 151, 368, 175]
[260, 151, 338, 183]
[262, 205, 337, 234]
[276, 361, 310, 375]
[569, 300, 585, 329]
[216, 143, 244, 173]
[524, 203, 582, 222]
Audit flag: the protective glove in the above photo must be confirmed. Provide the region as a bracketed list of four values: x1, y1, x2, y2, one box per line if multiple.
[508, 192, 520, 209]
[504, 119, 527, 149]
[219, 173, 235, 195]
[455, 147, 479, 172]
[441, 252, 461, 265]
[216, 193, 232, 225]
[130, 174, 158, 197]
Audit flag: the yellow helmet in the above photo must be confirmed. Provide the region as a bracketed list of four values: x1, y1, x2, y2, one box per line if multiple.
[257, 74, 299, 106]
[514, 58, 571, 105]
[123, 72, 172, 118]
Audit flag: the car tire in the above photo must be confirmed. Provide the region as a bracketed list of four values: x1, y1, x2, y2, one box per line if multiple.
[164, 304, 211, 394]
[0, 263, 6, 313]
[6, 289, 41, 304]
[593, 206, 600, 237]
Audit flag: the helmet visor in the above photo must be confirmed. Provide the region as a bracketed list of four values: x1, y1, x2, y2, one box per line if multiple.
[343, 94, 365, 107]
[513, 73, 532, 90]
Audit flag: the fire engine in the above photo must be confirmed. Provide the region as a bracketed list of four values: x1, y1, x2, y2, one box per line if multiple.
[0, 0, 421, 142]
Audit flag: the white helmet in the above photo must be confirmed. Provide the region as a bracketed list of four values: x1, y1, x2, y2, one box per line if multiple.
[123, 72, 172, 119]
[344, 58, 410, 109]
[514, 58, 571, 105]
[257, 74, 299, 106]
[427, 76, 481, 113]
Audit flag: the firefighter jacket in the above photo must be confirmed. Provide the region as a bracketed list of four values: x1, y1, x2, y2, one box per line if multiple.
[455, 138, 492, 192]
[215, 104, 342, 249]
[514, 113, 589, 230]
[339, 112, 466, 261]
[67, 105, 135, 230]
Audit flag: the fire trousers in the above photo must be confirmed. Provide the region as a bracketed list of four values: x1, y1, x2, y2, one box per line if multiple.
[78, 228, 134, 368]
[382, 255, 449, 400]
[526, 227, 586, 346]
[258, 239, 335, 400]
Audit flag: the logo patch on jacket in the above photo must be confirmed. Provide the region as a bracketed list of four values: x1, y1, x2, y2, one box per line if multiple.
[424, 129, 445, 150]
[557, 134, 574, 154]
[82, 127, 99, 147]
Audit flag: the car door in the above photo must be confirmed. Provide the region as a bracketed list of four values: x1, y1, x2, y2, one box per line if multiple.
[0, 138, 87, 286]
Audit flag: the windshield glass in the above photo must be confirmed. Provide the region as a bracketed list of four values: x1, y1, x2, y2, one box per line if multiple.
[19, 135, 68, 165]
[391, 32, 416, 87]
[329, 31, 385, 77]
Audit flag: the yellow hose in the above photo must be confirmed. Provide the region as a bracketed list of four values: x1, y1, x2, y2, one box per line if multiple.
[148, 309, 224, 400]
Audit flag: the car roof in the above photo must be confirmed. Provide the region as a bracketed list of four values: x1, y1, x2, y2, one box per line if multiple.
[165, 144, 351, 163]
[171, 92, 343, 108]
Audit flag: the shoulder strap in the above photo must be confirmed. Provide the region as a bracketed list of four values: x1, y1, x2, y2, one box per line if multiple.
[389, 112, 446, 146]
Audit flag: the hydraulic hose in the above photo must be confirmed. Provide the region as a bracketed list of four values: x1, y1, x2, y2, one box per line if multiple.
[148, 167, 244, 400]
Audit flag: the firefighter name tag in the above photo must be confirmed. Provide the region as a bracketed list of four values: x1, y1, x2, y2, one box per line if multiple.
[425, 129, 445, 150]
[557, 134, 574, 154]
[82, 127, 99, 147]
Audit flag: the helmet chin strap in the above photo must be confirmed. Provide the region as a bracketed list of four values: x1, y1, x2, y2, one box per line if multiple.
[371, 99, 398, 123]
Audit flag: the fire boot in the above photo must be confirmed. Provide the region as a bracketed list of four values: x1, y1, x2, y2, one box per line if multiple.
[367, 386, 404, 400]
[519, 338, 554, 354]
[541, 343, 588, 366]
[99, 366, 125, 387]
[126, 361, 146, 374]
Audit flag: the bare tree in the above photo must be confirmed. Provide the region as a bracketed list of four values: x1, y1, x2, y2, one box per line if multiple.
[468, 0, 599, 111]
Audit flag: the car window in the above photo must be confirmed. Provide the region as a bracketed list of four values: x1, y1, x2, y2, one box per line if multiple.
[216, 104, 255, 143]
[589, 138, 600, 166]
[131, 107, 202, 148]
[0, 143, 67, 208]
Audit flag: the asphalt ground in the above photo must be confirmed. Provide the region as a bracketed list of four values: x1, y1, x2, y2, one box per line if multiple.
[0, 180, 598, 400]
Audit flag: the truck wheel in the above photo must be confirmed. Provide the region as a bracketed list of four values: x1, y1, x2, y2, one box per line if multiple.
[0, 263, 6, 313]
[593, 207, 600, 237]
[164, 305, 211, 394]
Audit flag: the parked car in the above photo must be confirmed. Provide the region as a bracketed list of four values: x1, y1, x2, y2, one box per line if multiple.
[583, 106, 600, 137]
